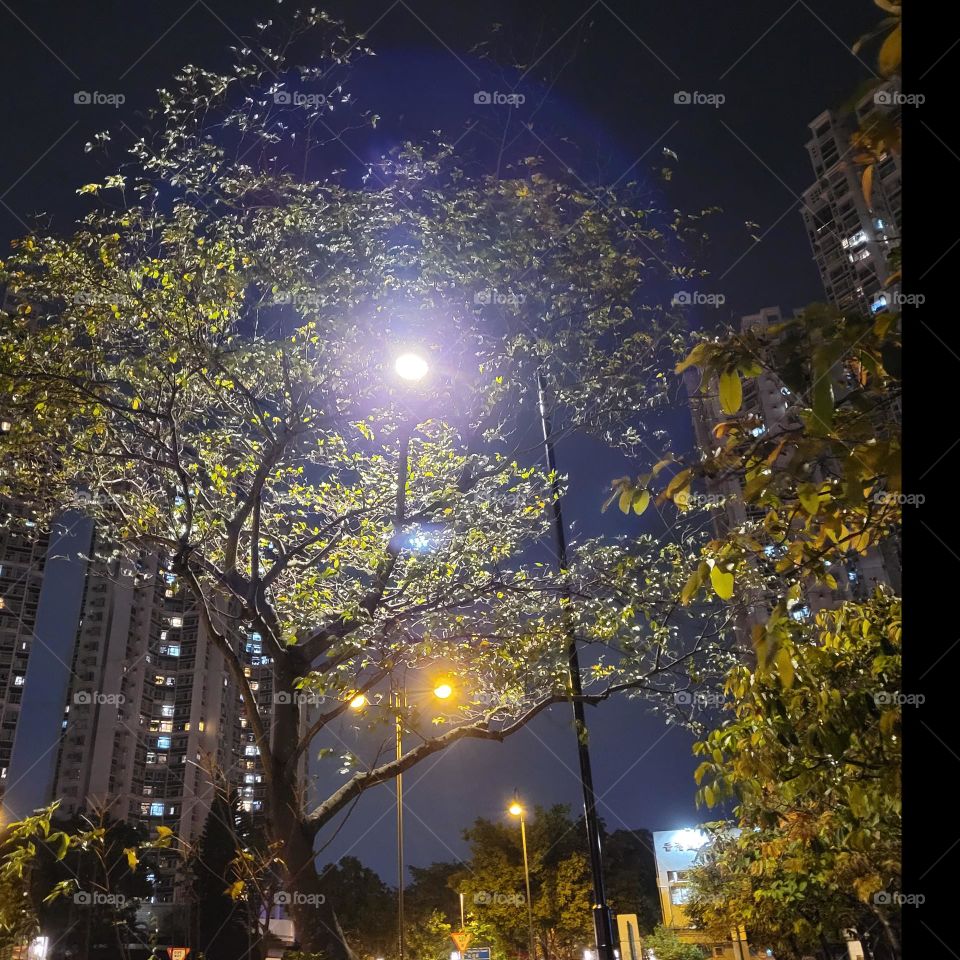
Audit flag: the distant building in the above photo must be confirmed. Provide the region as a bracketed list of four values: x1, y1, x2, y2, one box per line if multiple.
[800, 82, 901, 314]
[51, 540, 309, 924]
[0, 498, 49, 803]
[652, 828, 758, 960]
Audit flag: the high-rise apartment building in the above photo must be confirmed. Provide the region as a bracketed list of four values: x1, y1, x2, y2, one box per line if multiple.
[0, 499, 48, 801]
[800, 82, 902, 315]
[51, 540, 308, 914]
[52, 546, 243, 904]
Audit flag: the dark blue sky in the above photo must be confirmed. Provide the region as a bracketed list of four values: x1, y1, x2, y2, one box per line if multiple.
[1, 0, 880, 880]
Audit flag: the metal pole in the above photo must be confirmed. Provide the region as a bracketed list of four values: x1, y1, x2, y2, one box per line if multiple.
[460, 891, 465, 930]
[520, 812, 536, 960]
[536, 370, 616, 960]
[396, 689, 405, 960]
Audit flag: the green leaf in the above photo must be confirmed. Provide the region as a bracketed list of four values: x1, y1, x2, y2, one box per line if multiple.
[718, 369, 742, 415]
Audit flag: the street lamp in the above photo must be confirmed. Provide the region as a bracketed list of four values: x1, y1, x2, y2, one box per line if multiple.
[536, 371, 616, 960]
[509, 797, 537, 960]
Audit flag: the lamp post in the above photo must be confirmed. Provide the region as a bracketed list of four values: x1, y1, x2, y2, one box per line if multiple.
[535, 370, 616, 960]
[390, 348, 430, 960]
[509, 798, 537, 960]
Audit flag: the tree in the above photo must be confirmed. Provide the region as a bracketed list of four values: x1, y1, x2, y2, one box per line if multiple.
[642, 925, 706, 960]
[688, 595, 902, 959]
[603, 829, 659, 934]
[316, 856, 396, 959]
[0, 804, 153, 959]
[458, 805, 601, 960]
[188, 791, 265, 960]
[0, 13, 724, 958]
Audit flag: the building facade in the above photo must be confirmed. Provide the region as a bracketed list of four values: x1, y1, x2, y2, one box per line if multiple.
[652, 828, 759, 960]
[800, 82, 901, 315]
[0, 498, 48, 803]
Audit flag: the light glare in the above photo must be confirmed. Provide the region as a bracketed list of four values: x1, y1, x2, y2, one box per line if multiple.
[395, 352, 429, 381]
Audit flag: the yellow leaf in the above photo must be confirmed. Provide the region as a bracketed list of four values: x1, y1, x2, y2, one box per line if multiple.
[718, 369, 742, 415]
[124, 847, 138, 870]
[861, 163, 875, 207]
[709, 563, 735, 600]
[132, 397, 141, 411]
[618, 487, 633, 514]
[155, 825, 173, 839]
[632, 489, 651, 515]
[878, 23, 901, 76]
[226, 880, 245, 900]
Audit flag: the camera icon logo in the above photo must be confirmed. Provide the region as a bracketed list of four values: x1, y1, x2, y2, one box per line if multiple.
[474, 91, 492, 105]
[274, 891, 292, 905]
[74, 91, 92, 105]
[473, 890, 492, 905]
[873, 891, 891, 905]
[74, 891, 92, 905]
[674, 691, 693, 705]
[874, 91, 892, 105]
[74, 691, 92, 705]
[674, 91, 692, 105]
[274, 90, 292, 104]
[274, 691, 292, 705]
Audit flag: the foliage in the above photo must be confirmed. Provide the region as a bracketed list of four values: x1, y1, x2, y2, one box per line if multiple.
[641, 925, 706, 960]
[189, 790, 266, 960]
[689, 594, 902, 956]
[316, 856, 396, 959]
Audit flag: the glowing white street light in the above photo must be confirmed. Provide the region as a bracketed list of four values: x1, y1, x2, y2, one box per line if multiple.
[394, 352, 429, 381]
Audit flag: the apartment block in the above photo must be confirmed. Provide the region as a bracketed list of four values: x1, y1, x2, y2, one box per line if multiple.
[800, 82, 902, 314]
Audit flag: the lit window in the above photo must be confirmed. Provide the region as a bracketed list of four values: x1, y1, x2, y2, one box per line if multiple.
[161, 704, 175, 718]
[245, 745, 260, 756]
[157, 736, 171, 750]
[149, 802, 165, 817]
[169, 616, 183, 628]
[13, 675, 24, 687]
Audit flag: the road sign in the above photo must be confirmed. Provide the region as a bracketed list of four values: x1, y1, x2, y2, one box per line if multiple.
[451, 931, 474, 953]
[465, 948, 491, 960]
[617, 914, 642, 960]
[167, 950, 191, 960]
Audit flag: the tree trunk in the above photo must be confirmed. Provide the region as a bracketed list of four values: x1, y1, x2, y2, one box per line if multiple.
[269, 673, 354, 959]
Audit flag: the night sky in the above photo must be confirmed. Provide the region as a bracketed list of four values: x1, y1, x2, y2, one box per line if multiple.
[1, 0, 880, 882]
